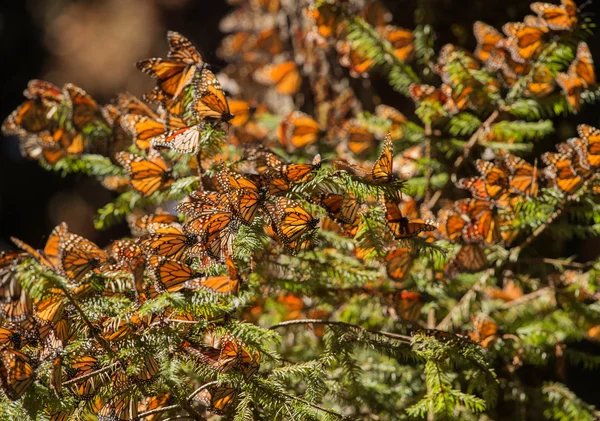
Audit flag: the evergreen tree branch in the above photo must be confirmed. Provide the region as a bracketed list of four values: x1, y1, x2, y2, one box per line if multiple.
[269, 319, 412, 343]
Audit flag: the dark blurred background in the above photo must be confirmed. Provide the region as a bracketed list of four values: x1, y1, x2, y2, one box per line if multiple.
[1, 0, 600, 406]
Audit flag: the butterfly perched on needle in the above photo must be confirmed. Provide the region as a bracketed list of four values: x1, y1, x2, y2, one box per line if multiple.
[334, 132, 401, 186]
[189, 68, 233, 123]
[502, 15, 548, 63]
[385, 248, 415, 283]
[530, 0, 578, 31]
[116, 151, 173, 197]
[137, 31, 205, 100]
[556, 42, 596, 113]
[57, 229, 110, 283]
[11, 223, 67, 272]
[264, 197, 319, 254]
[254, 61, 302, 95]
[473, 21, 504, 63]
[277, 111, 322, 149]
[383, 196, 438, 239]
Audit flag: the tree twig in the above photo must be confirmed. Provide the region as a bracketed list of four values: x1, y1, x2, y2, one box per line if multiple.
[501, 287, 552, 310]
[188, 381, 219, 401]
[138, 404, 182, 419]
[269, 319, 412, 343]
[425, 110, 499, 210]
[436, 269, 493, 330]
[278, 390, 347, 419]
[61, 362, 119, 386]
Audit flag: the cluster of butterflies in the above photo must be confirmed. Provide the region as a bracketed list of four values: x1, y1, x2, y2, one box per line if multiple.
[0, 80, 113, 165]
[434, 123, 600, 275]
[473, 0, 596, 111]
[0, 215, 265, 417]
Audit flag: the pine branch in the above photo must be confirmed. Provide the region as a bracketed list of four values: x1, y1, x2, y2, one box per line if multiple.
[269, 319, 412, 343]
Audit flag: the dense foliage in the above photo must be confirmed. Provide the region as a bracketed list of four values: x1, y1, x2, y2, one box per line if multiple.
[1, 0, 600, 420]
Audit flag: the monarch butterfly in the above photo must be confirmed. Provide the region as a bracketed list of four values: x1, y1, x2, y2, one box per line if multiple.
[227, 99, 267, 128]
[216, 167, 266, 225]
[376, 105, 408, 140]
[380, 25, 415, 62]
[473, 22, 503, 63]
[458, 200, 502, 245]
[121, 114, 168, 151]
[1, 278, 32, 323]
[58, 231, 109, 283]
[137, 394, 173, 421]
[317, 193, 361, 237]
[307, 2, 341, 37]
[502, 15, 548, 63]
[556, 42, 596, 112]
[33, 290, 66, 325]
[385, 248, 415, 283]
[265, 197, 319, 251]
[67, 355, 105, 400]
[468, 315, 500, 348]
[140, 223, 198, 261]
[277, 111, 322, 149]
[530, 0, 577, 31]
[97, 394, 138, 421]
[485, 280, 524, 302]
[254, 61, 302, 95]
[63, 83, 103, 131]
[127, 210, 179, 237]
[196, 257, 241, 295]
[577, 124, 600, 168]
[0, 349, 35, 400]
[335, 132, 398, 185]
[542, 150, 585, 196]
[186, 334, 258, 376]
[382, 290, 426, 322]
[336, 40, 375, 78]
[448, 244, 488, 275]
[502, 153, 540, 197]
[116, 151, 173, 197]
[456, 160, 509, 201]
[150, 124, 203, 155]
[524, 67, 555, 97]
[148, 256, 199, 293]
[137, 31, 204, 99]
[487, 38, 530, 86]
[11, 223, 67, 271]
[408, 83, 449, 110]
[360, 0, 392, 26]
[0, 328, 23, 350]
[340, 119, 377, 156]
[189, 68, 233, 122]
[384, 198, 438, 239]
[260, 152, 321, 190]
[1, 98, 50, 137]
[23, 79, 64, 106]
[205, 384, 238, 414]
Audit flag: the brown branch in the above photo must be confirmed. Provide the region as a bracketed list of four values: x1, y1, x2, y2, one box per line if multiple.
[269, 319, 412, 343]
[501, 287, 552, 310]
[188, 381, 219, 401]
[138, 404, 181, 419]
[61, 362, 119, 386]
[278, 390, 346, 419]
